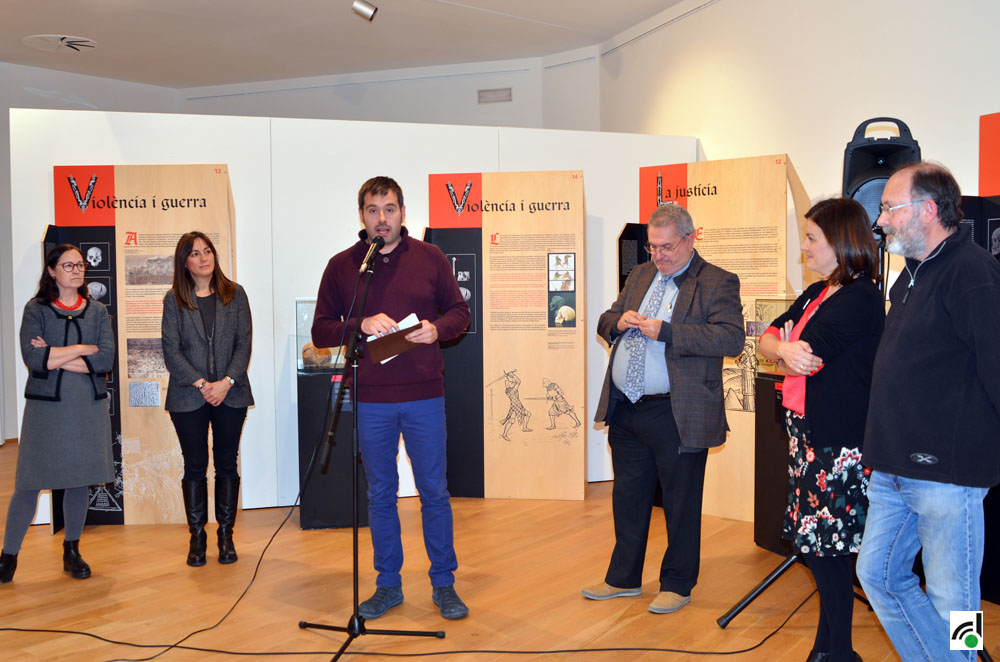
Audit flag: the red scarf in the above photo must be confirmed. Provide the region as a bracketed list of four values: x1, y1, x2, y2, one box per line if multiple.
[780, 287, 828, 415]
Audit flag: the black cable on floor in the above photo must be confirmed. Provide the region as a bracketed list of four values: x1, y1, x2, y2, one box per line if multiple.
[87, 279, 363, 661]
[0, 588, 819, 658]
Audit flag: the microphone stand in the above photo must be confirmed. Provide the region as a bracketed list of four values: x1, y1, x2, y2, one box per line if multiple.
[299, 262, 444, 661]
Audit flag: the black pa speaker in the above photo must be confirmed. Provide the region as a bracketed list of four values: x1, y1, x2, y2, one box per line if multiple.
[843, 118, 921, 228]
[617, 222, 650, 290]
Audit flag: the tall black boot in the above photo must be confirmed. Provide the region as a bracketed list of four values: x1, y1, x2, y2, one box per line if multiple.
[63, 540, 91, 579]
[215, 475, 240, 564]
[181, 478, 208, 567]
[0, 551, 17, 583]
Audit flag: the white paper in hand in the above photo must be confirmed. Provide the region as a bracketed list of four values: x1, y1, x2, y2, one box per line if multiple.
[366, 313, 419, 364]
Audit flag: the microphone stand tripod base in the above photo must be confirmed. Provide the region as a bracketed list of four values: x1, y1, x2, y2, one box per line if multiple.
[298, 615, 444, 661]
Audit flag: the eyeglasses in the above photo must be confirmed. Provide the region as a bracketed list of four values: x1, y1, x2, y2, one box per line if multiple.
[644, 240, 685, 255]
[878, 199, 928, 216]
[59, 262, 87, 272]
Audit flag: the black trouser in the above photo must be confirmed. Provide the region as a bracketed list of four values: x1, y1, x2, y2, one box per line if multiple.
[605, 396, 708, 596]
[170, 403, 247, 481]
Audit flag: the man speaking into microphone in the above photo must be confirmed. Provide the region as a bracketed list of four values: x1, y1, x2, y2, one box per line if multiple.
[312, 176, 471, 620]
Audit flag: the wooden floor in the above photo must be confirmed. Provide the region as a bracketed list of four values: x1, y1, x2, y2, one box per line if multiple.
[0, 441, 997, 661]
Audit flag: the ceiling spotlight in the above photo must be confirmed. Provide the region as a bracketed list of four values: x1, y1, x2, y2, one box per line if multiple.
[351, 0, 377, 21]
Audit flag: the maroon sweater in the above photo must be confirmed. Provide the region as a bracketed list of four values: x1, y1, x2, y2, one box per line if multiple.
[311, 228, 470, 403]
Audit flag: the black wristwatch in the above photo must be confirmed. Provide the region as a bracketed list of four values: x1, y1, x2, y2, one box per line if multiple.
[225, 375, 235, 385]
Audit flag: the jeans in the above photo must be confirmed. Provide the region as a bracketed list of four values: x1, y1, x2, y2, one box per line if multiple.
[357, 397, 457, 588]
[856, 471, 988, 661]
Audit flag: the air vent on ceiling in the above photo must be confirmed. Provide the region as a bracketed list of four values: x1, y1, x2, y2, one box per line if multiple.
[478, 88, 513, 104]
[22, 35, 98, 53]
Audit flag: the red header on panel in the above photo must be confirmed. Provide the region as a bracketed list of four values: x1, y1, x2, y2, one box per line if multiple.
[980, 112, 1000, 196]
[638, 163, 688, 224]
[428, 173, 483, 228]
[53, 165, 117, 226]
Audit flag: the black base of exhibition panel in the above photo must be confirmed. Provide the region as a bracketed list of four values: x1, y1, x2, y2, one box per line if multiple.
[424, 227, 484, 498]
[45, 224, 125, 525]
[297, 370, 368, 529]
[753, 373, 792, 557]
[955, 196, 1000, 605]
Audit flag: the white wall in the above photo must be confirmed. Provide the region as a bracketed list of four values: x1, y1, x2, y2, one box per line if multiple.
[2, 56, 589, 441]
[542, 47, 601, 131]
[6, 0, 1000, 459]
[9, 109, 278, 508]
[2, 62, 175, 439]
[177, 59, 545, 128]
[268, 118, 503, 503]
[599, 0, 1000, 201]
[497, 128, 697, 479]
[9, 109, 696, 508]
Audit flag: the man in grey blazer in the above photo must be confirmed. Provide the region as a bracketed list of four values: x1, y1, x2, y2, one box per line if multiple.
[584, 204, 744, 614]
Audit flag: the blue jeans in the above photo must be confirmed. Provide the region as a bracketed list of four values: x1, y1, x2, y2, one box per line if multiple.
[357, 397, 457, 588]
[856, 471, 988, 661]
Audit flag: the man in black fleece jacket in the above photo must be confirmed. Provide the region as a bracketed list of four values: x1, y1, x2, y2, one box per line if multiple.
[857, 162, 1000, 661]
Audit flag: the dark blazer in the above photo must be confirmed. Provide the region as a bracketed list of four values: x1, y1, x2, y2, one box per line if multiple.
[767, 277, 883, 451]
[595, 251, 745, 449]
[20, 299, 115, 401]
[161, 284, 254, 412]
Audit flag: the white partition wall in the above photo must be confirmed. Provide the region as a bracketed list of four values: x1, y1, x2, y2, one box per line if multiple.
[268, 118, 502, 503]
[497, 128, 700, 481]
[9, 109, 277, 510]
[9, 109, 699, 512]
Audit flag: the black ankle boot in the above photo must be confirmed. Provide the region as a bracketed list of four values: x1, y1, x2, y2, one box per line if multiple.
[215, 475, 240, 564]
[181, 478, 208, 567]
[63, 540, 91, 579]
[0, 551, 17, 583]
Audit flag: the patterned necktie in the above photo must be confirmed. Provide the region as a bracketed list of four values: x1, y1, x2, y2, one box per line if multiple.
[622, 274, 670, 403]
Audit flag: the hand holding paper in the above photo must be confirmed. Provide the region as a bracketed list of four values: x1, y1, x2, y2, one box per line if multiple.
[366, 313, 420, 364]
[404, 319, 438, 345]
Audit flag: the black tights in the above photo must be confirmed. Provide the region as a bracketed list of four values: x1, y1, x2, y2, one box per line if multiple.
[804, 554, 856, 662]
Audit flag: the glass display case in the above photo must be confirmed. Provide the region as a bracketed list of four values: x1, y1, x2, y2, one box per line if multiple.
[296, 298, 344, 371]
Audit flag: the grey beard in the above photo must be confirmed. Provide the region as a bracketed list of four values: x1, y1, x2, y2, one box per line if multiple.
[886, 230, 925, 259]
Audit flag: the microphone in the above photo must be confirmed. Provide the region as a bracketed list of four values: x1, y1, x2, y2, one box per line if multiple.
[358, 236, 385, 274]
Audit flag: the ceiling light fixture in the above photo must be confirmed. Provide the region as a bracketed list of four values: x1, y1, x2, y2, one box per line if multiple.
[351, 0, 378, 21]
[22, 35, 97, 53]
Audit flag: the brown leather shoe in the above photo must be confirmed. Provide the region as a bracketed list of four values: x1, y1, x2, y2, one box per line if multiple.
[581, 581, 641, 600]
[648, 591, 690, 613]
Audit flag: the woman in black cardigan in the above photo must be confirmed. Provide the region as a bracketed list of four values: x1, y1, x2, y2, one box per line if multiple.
[759, 198, 883, 662]
[162, 232, 253, 567]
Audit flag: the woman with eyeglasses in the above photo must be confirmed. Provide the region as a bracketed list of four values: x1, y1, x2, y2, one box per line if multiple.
[0, 244, 115, 583]
[758, 198, 884, 662]
[162, 231, 252, 567]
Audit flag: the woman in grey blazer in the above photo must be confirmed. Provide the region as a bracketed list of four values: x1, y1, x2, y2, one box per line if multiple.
[162, 232, 253, 567]
[0, 244, 115, 584]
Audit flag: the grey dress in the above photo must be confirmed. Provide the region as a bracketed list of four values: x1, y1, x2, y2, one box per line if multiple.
[16, 298, 115, 490]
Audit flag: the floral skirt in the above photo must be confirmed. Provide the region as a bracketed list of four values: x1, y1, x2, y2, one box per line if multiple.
[782, 410, 870, 556]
